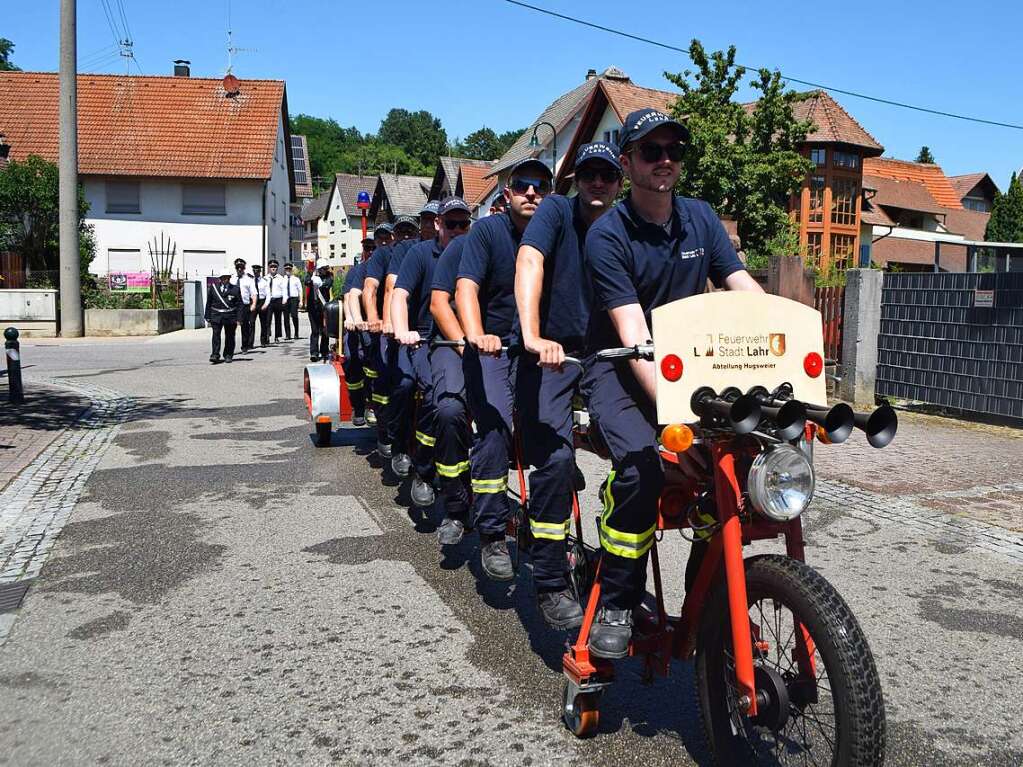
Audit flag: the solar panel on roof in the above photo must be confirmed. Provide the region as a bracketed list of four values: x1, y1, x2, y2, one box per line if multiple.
[294, 171, 308, 183]
[293, 158, 306, 171]
[291, 136, 303, 147]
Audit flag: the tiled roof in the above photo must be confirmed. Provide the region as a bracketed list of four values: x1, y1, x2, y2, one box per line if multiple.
[334, 173, 377, 218]
[943, 207, 990, 241]
[490, 76, 601, 176]
[871, 237, 968, 272]
[949, 172, 999, 201]
[432, 157, 494, 200]
[371, 173, 432, 219]
[864, 174, 945, 215]
[600, 78, 676, 121]
[0, 71, 287, 179]
[864, 157, 963, 209]
[861, 199, 895, 227]
[301, 190, 329, 222]
[789, 91, 884, 155]
[458, 163, 498, 206]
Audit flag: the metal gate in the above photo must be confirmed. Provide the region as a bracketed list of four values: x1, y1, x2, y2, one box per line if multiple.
[876, 272, 1023, 419]
[815, 286, 844, 362]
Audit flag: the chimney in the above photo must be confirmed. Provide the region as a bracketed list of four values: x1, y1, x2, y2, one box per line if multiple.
[586, 68, 597, 80]
[173, 59, 191, 77]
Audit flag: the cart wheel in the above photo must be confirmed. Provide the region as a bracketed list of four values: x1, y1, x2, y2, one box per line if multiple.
[314, 421, 332, 448]
[562, 682, 600, 738]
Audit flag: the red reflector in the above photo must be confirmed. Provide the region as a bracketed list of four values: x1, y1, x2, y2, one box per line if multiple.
[804, 352, 823, 378]
[661, 354, 684, 382]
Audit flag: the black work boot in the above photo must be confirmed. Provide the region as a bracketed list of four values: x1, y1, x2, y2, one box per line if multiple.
[437, 517, 465, 546]
[410, 474, 435, 507]
[588, 607, 633, 659]
[351, 413, 367, 427]
[480, 534, 514, 581]
[537, 588, 584, 630]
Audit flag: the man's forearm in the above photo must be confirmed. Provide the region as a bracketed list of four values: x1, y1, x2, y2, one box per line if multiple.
[348, 290, 364, 324]
[608, 303, 656, 405]
[454, 279, 484, 338]
[515, 245, 544, 343]
[381, 275, 397, 327]
[363, 280, 380, 323]
[724, 269, 764, 293]
[391, 288, 411, 336]
[431, 291, 464, 342]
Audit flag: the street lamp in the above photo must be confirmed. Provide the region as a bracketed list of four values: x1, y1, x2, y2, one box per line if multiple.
[528, 121, 557, 179]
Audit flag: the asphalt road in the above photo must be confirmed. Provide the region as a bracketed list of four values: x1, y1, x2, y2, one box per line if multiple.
[0, 329, 1020, 766]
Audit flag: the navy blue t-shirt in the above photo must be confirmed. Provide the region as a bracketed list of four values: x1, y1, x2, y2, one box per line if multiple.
[342, 261, 365, 295]
[395, 238, 443, 335]
[364, 244, 393, 316]
[585, 195, 744, 349]
[457, 212, 522, 343]
[520, 194, 591, 352]
[430, 236, 468, 340]
[386, 238, 418, 279]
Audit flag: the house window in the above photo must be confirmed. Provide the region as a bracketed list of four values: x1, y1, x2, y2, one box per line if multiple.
[105, 180, 140, 213]
[830, 234, 856, 271]
[182, 183, 226, 215]
[964, 197, 990, 212]
[271, 191, 277, 222]
[810, 148, 826, 167]
[831, 177, 858, 226]
[808, 176, 826, 224]
[806, 233, 823, 269]
[833, 151, 859, 170]
[602, 129, 621, 146]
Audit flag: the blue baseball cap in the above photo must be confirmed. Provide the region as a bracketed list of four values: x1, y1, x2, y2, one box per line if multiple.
[618, 108, 690, 150]
[507, 157, 553, 180]
[393, 215, 418, 230]
[573, 141, 622, 172]
[373, 222, 393, 235]
[438, 196, 471, 216]
[420, 200, 441, 216]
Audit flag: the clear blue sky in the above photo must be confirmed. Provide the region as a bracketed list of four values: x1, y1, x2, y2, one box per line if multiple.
[6, 0, 1021, 188]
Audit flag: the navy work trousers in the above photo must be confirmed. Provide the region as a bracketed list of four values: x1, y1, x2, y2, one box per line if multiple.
[389, 344, 436, 480]
[463, 347, 515, 537]
[581, 358, 664, 611]
[516, 357, 582, 592]
[342, 331, 367, 417]
[430, 344, 471, 522]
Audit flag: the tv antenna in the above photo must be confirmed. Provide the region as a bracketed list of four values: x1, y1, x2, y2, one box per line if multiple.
[225, 0, 257, 74]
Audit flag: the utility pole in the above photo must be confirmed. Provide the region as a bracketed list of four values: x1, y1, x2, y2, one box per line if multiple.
[59, 0, 83, 336]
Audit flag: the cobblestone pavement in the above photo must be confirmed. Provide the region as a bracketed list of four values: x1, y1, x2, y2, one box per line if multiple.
[0, 378, 130, 644]
[0, 331, 1020, 766]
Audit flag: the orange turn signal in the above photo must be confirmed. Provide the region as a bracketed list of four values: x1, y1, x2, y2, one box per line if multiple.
[815, 424, 832, 444]
[316, 415, 332, 424]
[660, 423, 694, 453]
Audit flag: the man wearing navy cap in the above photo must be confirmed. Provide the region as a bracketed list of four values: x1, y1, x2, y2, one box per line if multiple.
[582, 108, 763, 658]
[514, 142, 623, 629]
[362, 217, 417, 456]
[456, 157, 552, 581]
[391, 197, 472, 509]
[380, 213, 428, 476]
[428, 205, 475, 546]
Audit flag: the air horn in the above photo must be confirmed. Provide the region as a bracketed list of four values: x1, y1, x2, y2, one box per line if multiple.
[853, 403, 898, 448]
[746, 386, 807, 441]
[692, 387, 762, 434]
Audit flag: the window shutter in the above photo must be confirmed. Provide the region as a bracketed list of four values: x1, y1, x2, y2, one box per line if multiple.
[182, 184, 227, 215]
[106, 180, 140, 213]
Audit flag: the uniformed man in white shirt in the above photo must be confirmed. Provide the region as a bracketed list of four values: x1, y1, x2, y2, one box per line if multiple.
[230, 258, 257, 352]
[283, 263, 302, 340]
[252, 264, 271, 347]
[267, 259, 289, 342]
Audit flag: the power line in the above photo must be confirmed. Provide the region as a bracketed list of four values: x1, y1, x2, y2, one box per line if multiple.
[502, 0, 1023, 131]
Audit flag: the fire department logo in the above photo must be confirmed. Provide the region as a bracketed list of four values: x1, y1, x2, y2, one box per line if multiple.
[769, 333, 786, 356]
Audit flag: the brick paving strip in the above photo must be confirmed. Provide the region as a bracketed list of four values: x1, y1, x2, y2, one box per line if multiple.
[0, 377, 131, 645]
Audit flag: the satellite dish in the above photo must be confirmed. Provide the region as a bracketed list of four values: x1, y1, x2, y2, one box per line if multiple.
[223, 74, 240, 95]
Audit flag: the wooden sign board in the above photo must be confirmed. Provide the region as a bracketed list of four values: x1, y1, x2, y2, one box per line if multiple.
[652, 292, 827, 424]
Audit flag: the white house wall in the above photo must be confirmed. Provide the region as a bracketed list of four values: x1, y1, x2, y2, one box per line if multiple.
[84, 177, 268, 278]
[319, 184, 367, 268]
[266, 111, 292, 266]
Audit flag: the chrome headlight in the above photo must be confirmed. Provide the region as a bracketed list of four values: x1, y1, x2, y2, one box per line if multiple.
[747, 444, 815, 521]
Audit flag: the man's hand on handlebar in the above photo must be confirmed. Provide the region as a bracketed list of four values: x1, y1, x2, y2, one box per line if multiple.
[467, 334, 503, 356]
[343, 319, 356, 332]
[368, 319, 382, 333]
[356, 320, 369, 332]
[524, 336, 565, 369]
[381, 322, 393, 336]
[396, 330, 421, 347]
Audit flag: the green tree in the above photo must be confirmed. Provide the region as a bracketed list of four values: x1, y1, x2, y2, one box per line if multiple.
[985, 172, 1023, 243]
[0, 155, 94, 285]
[290, 114, 363, 185]
[664, 41, 813, 265]
[916, 146, 935, 164]
[454, 127, 504, 160]
[0, 38, 19, 71]
[378, 109, 448, 168]
[340, 140, 430, 177]
[497, 128, 525, 153]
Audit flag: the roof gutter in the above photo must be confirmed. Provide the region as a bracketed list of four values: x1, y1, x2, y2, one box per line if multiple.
[872, 225, 895, 244]
[262, 180, 268, 268]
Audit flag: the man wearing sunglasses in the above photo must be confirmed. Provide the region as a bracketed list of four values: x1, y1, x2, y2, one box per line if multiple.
[582, 108, 763, 659]
[363, 217, 418, 457]
[514, 142, 623, 629]
[391, 197, 473, 510]
[428, 206, 475, 546]
[456, 158, 553, 581]
[383, 204, 439, 478]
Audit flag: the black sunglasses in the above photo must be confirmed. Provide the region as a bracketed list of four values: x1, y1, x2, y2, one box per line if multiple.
[632, 141, 685, 164]
[444, 219, 471, 231]
[509, 176, 551, 196]
[576, 166, 621, 184]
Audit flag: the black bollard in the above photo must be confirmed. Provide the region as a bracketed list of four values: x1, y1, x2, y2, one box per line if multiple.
[5, 327, 24, 404]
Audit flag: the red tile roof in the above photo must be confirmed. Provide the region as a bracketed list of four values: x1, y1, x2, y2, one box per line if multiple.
[943, 207, 990, 241]
[459, 164, 497, 206]
[863, 157, 963, 209]
[863, 174, 945, 215]
[789, 91, 883, 155]
[600, 79, 676, 120]
[0, 71, 286, 179]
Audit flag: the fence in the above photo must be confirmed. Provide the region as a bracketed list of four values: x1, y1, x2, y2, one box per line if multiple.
[815, 286, 844, 362]
[876, 271, 1023, 419]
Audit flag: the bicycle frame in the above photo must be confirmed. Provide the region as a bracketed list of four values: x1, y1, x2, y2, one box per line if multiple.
[564, 427, 819, 718]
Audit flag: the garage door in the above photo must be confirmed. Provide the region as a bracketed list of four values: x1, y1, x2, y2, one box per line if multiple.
[181, 250, 228, 278]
